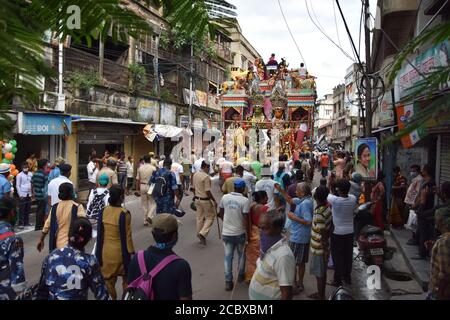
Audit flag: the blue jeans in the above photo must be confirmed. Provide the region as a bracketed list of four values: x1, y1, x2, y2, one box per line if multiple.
[222, 234, 246, 282]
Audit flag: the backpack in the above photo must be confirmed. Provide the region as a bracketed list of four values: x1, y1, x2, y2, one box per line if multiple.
[87, 189, 109, 220]
[124, 250, 180, 300]
[151, 171, 172, 198]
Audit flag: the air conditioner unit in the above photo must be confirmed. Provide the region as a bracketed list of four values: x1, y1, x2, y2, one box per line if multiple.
[40, 92, 65, 112]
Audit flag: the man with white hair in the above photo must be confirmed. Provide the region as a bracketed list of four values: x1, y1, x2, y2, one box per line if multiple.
[255, 165, 280, 211]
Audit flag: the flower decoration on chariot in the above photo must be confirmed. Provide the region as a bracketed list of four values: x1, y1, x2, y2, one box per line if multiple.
[270, 90, 287, 109]
[249, 92, 265, 107]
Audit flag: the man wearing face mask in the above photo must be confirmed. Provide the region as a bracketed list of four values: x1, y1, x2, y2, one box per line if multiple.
[249, 210, 295, 300]
[404, 164, 423, 245]
[127, 214, 192, 300]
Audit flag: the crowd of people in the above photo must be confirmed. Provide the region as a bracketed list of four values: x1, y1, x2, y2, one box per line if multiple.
[0, 146, 449, 300]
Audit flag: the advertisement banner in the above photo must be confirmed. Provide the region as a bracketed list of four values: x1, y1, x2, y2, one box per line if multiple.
[396, 104, 428, 149]
[395, 40, 450, 101]
[354, 137, 378, 180]
[18, 113, 72, 135]
[378, 91, 395, 126]
[195, 90, 207, 107]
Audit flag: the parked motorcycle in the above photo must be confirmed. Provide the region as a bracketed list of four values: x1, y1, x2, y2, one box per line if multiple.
[354, 202, 392, 266]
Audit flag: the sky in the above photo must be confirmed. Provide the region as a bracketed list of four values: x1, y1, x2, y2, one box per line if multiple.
[230, 0, 377, 99]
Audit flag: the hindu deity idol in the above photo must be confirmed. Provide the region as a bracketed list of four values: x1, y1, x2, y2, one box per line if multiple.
[272, 107, 285, 130]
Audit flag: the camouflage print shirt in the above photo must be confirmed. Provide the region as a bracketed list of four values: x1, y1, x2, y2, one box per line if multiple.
[0, 221, 26, 300]
[40, 245, 110, 300]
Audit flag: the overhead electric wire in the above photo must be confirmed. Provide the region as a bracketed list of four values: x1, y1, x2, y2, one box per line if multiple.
[304, 0, 356, 62]
[336, 0, 365, 69]
[276, 0, 307, 65]
[331, 0, 344, 50]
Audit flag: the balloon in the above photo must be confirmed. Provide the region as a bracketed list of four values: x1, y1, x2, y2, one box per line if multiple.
[9, 140, 17, 147]
[11, 147, 17, 154]
[5, 152, 13, 160]
[9, 164, 16, 171]
[12, 169, 19, 176]
[2, 159, 11, 164]
[4, 143, 12, 152]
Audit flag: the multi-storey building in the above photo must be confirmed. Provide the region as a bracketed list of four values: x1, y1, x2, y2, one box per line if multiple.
[7, 1, 240, 192]
[315, 94, 333, 143]
[371, 0, 450, 186]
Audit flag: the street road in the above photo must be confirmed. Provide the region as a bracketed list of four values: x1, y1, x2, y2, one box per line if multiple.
[16, 172, 390, 300]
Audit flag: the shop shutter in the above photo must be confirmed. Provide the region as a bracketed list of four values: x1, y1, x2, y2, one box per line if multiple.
[440, 135, 450, 183]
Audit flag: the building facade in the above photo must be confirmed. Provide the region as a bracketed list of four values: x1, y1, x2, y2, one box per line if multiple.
[228, 21, 263, 71]
[371, 0, 450, 189]
[315, 94, 333, 140]
[6, 1, 243, 193]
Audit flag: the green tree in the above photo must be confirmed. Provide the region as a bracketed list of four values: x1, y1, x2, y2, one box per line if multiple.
[0, 0, 236, 131]
[386, 22, 450, 144]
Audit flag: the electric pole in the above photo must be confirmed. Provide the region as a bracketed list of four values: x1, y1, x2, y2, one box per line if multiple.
[188, 43, 194, 127]
[364, 0, 372, 137]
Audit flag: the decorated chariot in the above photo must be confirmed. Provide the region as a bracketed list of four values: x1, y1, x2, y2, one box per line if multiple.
[220, 55, 317, 161]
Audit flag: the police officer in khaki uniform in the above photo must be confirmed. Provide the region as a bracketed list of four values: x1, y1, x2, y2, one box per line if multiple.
[192, 161, 217, 246]
[136, 155, 157, 226]
[148, 152, 159, 169]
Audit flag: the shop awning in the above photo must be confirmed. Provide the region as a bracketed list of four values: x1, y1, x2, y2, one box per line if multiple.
[71, 116, 147, 125]
[143, 124, 192, 142]
[371, 125, 398, 134]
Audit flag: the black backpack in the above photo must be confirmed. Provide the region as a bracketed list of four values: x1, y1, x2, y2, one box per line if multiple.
[151, 172, 172, 198]
[87, 189, 108, 220]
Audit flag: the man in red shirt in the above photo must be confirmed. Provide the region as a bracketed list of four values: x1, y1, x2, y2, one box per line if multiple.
[320, 152, 329, 178]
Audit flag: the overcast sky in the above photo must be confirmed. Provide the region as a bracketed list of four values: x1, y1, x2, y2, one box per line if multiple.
[230, 0, 377, 99]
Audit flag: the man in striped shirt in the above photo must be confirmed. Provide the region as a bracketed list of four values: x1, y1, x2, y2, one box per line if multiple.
[31, 159, 48, 231]
[309, 186, 332, 300]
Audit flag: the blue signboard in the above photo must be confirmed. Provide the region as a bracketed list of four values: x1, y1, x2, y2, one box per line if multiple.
[20, 113, 72, 135]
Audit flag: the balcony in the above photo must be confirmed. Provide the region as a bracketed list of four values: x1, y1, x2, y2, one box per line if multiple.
[381, 0, 420, 16]
[216, 44, 232, 62]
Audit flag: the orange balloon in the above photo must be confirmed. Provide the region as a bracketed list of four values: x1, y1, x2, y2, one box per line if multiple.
[12, 169, 19, 176]
[5, 152, 13, 160]
[9, 164, 16, 171]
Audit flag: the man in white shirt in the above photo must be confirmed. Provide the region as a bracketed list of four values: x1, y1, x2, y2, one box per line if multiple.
[219, 178, 250, 291]
[249, 211, 295, 300]
[16, 162, 33, 228]
[86, 155, 98, 191]
[327, 179, 356, 287]
[47, 164, 73, 207]
[242, 162, 257, 198]
[255, 165, 280, 211]
[171, 160, 184, 200]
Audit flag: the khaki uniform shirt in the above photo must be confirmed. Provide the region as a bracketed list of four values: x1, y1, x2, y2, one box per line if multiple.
[193, 171, 211, 198]
[222, 176, 249, 195]
[136, 163, 156, 191]
[97, 167, 118, 188]
[43, 200, 86, 249]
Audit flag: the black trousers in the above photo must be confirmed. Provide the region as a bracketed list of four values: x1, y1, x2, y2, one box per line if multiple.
[18, 196, 32, 226]
[330, 233, 354, 284]
[34, 199, 47, 231]
[417, 219, 434, 258]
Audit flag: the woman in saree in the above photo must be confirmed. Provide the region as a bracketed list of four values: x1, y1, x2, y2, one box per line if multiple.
[244, 190, 268, 282]
[371, 172, 386, 230]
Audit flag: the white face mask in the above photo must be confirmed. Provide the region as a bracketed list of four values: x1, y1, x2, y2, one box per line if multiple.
[410, 171, 419, 178]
